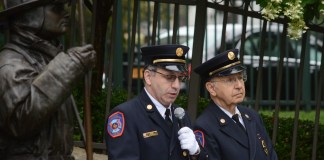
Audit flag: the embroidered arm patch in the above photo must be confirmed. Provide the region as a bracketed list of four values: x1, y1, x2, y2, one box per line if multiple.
[194, 130, 205, 148]
[107, 111, 125, 138]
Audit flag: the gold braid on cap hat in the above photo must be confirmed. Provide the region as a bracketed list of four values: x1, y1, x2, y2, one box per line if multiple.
[209, 61, 241, 76]
[153, 59, 186, 64]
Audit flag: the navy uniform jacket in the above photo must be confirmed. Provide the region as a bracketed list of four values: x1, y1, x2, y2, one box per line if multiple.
[105, 90, 202, 160]
[194, 102, 278, 160]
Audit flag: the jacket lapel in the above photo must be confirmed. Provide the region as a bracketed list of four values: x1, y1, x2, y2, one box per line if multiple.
[139, 91, 172, 138]
[240, 108, 257, 160]
[211, 103, 249, 148]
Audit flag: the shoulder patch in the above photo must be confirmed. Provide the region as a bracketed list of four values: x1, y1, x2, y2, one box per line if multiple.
[194, 130, 205, 147]
[107, 112, 125, 138]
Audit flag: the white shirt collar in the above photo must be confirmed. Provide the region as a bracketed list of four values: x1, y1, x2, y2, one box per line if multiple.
[217, 104, 245, 126]
[218, 106, 241, 117]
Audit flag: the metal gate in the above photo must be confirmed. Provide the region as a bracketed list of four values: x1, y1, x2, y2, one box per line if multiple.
[104, 0, 323, 159]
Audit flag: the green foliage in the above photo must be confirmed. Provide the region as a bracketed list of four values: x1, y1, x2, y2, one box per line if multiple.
[303, 0, 324, 20]
[256, 0, 324, 21]
[174, 93, 210, 116]
[262, 114, 324, 159]
[73, 88, 324, 159]
[73, 86, 128, 143]
[256, 0, 323, 39]
[260, 110, 324, 125]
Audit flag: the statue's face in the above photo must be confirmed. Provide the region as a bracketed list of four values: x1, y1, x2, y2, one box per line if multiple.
[38, 2, 70, 39]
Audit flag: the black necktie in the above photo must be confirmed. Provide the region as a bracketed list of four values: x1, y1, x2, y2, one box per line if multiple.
[165, 109, 173, 128]
[232, 114, 245, 131]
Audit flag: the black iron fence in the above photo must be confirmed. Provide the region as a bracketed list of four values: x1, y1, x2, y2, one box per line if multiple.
[0, 0, 323, 159]
[102, 0, 323, 159]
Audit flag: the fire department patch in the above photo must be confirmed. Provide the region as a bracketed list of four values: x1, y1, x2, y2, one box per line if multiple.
[107, 112, 125, 138]
[194, 130, 205, 147]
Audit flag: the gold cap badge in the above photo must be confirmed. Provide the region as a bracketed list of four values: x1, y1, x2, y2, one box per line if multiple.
[227, 51, 235, 60]
[176, 47, 183, 57]
[147, 104, 153, 110]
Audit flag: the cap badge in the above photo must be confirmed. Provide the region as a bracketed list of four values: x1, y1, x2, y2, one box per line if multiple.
[147, 104, 153, 110]
[227, 51, 235, 60]
[176, 47, 184, 57]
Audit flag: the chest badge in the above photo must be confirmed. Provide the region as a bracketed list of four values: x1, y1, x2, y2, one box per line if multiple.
[143, 130, 158, 138]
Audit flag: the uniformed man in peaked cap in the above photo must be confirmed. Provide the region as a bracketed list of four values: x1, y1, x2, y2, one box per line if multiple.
[0, 0, 96, 159]
[105, 44, 206, 160]
[193, 49, 278, 160]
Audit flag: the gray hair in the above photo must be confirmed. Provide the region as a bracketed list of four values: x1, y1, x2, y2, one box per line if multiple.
[143, 65, 157, 84]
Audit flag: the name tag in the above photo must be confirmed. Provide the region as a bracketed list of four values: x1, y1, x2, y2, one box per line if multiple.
[143, 131, 158, 138]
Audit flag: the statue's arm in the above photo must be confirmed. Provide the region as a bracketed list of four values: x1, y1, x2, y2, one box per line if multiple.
[0, 52, 85, 138]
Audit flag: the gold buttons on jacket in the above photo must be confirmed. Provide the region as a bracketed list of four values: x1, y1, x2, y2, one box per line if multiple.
[220, 118, 226, 124]
[182, 151, 187, 157]
[147, 104, 153, 110]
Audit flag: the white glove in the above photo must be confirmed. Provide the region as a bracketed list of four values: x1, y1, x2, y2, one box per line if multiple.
[178, 126, 200, 155]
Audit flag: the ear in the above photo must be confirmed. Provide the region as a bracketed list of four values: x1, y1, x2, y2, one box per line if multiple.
[206, 82, 217, 97]
[143, 70, 152, 85]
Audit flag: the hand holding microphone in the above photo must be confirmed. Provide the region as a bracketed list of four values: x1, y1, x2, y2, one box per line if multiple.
[178, 127, 200, 155]
[175, 107, 200, 156]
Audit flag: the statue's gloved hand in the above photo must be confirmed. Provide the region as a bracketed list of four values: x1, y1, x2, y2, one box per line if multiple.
[67, 44, 96, 71]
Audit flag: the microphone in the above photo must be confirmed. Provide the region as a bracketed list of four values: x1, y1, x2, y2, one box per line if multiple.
[174, 107, 186, 128]
[175, 107, 207, 159]
[174, 107, 189, 157]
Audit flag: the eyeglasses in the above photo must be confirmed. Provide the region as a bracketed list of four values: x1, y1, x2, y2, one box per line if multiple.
[150, 70, 188, 82]
[211, 74, 247, 85]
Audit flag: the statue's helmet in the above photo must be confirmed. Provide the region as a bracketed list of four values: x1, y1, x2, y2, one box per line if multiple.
[0, 0, 70, 32]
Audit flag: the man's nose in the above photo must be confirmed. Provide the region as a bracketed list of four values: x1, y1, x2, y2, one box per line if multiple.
[234, 78, 244, 88]
[171, 77, 181, 89]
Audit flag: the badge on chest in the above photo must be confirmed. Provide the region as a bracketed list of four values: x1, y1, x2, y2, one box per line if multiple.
[143, 130, 159, 138]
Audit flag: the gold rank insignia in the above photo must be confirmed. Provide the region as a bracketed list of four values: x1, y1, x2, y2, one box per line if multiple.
[143, 130, 158, 138]
[147, 104, 153, 110]
[176, 47, 184, 57]
[262, 140, 269, 156]
[257, 133, 269, 156]
[227, 51, 235, 60]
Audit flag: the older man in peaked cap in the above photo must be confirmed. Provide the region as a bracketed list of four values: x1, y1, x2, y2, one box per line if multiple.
[0, 0, 96, 159]
[193, 49, 278, 160]
[105, 44, 207, 160]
